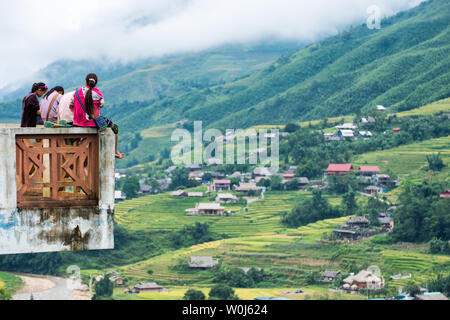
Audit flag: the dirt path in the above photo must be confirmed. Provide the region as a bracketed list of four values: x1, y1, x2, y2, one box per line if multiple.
[12, 274, 92, 300]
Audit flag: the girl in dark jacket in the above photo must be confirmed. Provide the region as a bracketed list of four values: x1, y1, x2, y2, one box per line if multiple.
[21, 82, 48, 127]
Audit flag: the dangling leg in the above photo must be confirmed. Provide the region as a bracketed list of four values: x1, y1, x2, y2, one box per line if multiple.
[106, 119, 124, 159]
[115, 133, 124, 159]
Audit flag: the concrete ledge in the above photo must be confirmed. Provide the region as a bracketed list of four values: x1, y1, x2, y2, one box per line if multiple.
[0, 126, 115, 255]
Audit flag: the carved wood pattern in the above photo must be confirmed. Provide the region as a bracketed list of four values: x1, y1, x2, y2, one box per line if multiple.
[16, 134, 99, 208]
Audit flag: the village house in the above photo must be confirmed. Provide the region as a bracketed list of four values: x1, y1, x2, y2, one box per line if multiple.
[326, 164, 354, 177]
[157, 177, 172, 190]
[338, 129, 355, 139]
[209, 179, 231, 192]
[391, 127, 401, 134]
[114, 190, 127, 202]
[440, 190, 450, 198]
[130, 282, 168, 294]
[377, 105, 386, 112]
[189, 256, 219, 269]
[309, 180, 326, 190]
[376, 174, 398, 187]
[282, 173, 295, 183]
[322, 270, 341, 282]
[234, 182, 261, 194]
[114, 172, 126, 180]
[189, 171, 204, 181]
[360, 116, 376, 124]
[364, 185, 382, 195]
[186, 203, 225, 216]
[324, 133, 340, 143]
[343, 269, 383, 291]
[109, 275, 124, 286]
[188, 192, 204, 198]
[298, 177, 310, 188]
[378, 217, 394, 230]
[209, 171, 225, 179]
[229, 171, 242, 180]
[358, 131, 373, 138]
[186, 164, 202, 171]
[346, 216, 371, 229]
[139, 184, 152, 195]
[358, 166, 380, 178]
[253, 167, 272, 182]
[332, 228, 359, 240]
[171, 190, 188, 197]
[216, 193, 238, 203]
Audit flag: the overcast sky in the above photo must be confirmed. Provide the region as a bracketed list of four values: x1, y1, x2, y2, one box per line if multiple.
[0, 0, 425, 89]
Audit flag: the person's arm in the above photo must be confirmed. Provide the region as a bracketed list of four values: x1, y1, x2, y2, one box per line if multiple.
[30, 95, 41, 115]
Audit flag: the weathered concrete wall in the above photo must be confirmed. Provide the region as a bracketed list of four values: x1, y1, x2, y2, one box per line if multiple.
[0, 126, 115, 255]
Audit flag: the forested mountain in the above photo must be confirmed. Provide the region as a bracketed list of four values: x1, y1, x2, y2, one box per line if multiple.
[113, 0, 449, 132]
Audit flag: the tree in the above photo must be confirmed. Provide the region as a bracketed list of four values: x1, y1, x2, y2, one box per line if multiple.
[391, 181, 450, 243]
[285, 178, 299, 191]
[282, 189, 341, 228]
[183, 289, 206, 300]
[0, 288, 11, 300]
[149, 179, 161, 194]
[305, 271, 321, 285]
[341, 188, 358, 215]
[122, 175, 140, 199]
[405, 281, 421, 297]
[92, 275, 114, 300]
[284, 123, 300, 133]
[427, 153, 445, 171]
[209, 284, 239, 300]
[270, 175, 283, 191]
[428, 274, 450, 296]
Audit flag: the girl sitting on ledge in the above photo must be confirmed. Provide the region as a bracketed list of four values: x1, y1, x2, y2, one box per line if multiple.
[21, 82, 48, 128]
[70, 73, 125, 159]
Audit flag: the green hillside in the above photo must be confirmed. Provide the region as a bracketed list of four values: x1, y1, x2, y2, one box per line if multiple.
[117, 0, 449, 135]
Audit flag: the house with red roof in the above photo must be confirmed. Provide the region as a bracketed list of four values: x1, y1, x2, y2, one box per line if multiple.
[282, 173, 295, 183]
[209, 179, 231, 192]
[440, 190, 450, 198]
[326, 164, 354, 176]
[358, 166, 381, 179]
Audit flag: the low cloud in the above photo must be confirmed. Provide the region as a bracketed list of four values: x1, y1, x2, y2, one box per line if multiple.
[0, 0, 425, 89]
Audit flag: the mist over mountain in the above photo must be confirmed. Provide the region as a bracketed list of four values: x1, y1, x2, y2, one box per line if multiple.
[0, 0, 425, 93]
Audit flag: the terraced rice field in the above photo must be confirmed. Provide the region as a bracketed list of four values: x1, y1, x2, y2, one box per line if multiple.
[115, 286, 362, 300]
[396, 98, 450, 118]
[353, 136, 450, 182]
[119, 216, 347, 284]
[116, 190, 310, 236]
[381, 250, 450, 286]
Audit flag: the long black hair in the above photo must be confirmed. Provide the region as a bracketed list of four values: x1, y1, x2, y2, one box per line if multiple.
[85, 73, 98, 116]
[43, 86, 64, 100]
[31, 82, 47, 93]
